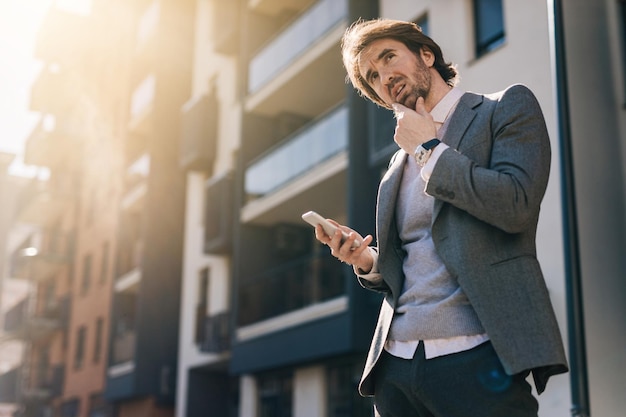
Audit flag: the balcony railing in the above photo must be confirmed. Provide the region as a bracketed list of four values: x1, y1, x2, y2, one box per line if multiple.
[2, 296, 69, 341]
[3, 299, 27, 334]
[238, 252, 345, 326]
[26, 364, 64, 400]
[10, 230, 74, 280]
[111, 330, 136, 366]
[180, 93, 217, 171]
[199, 311, 231, 354]
[248, 0, 348, 93]
[0, 367, 19, 403]
[24, 114, 84, 169]
[16, 174, 77, 226]
[244, 104, 347, 200]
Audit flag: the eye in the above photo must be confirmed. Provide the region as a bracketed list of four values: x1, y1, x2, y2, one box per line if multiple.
[370, 72, 379, 82]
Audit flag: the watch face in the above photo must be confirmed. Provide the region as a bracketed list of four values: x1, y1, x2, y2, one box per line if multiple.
[414, 147, 432, 166]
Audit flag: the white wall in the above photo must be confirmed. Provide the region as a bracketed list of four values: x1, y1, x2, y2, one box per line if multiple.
[176, 2, 241, 415]
[294, 366, 326, 417]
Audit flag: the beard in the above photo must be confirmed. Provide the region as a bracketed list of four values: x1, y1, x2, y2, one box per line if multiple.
[399, 60, 432, 109]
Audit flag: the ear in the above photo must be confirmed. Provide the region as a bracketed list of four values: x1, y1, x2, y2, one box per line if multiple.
[420, 47, 435, 67]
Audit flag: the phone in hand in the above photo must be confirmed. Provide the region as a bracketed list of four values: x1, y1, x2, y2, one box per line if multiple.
[301, 211, 361, 248]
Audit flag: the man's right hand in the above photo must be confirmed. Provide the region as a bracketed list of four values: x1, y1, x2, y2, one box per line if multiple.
[314, 219, 374, 273]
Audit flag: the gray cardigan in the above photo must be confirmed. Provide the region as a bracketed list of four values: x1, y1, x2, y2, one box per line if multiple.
[358, 84, 569, 396]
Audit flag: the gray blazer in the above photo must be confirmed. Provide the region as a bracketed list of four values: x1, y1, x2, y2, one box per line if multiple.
[358, 84, 568, 396]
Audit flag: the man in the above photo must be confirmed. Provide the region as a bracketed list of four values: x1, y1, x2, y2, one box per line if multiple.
[314, 19, 568, 416]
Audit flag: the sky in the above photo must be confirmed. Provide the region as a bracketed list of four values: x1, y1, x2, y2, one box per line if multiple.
[0, 0, 89, 177]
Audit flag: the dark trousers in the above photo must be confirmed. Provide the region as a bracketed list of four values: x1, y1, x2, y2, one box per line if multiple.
[373, 341, 538, 417]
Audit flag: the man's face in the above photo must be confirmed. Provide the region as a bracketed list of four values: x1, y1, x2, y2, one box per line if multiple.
[358, 38, 432, 109]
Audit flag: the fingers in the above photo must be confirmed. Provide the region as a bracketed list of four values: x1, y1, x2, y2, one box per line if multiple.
[316, 223, 372, 267]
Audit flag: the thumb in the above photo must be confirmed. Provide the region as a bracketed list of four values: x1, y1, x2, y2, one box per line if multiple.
[415, 96, 426, 114]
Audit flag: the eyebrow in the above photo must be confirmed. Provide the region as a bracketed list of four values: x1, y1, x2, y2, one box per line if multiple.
[363, 48, 394, 83]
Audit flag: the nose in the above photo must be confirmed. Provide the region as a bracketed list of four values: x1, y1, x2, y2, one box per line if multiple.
[381, 69, 394, 86]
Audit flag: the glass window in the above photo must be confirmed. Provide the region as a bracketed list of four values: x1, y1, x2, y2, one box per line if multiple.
[82, 254, 92, 295]
[327, 360, 374, 417]
[99, 242, 109, 284]
[473, 0, 505, 57]
[61, 398, 80, 417]
[93, 318, 103, 363]
[195, 268, 209, 344]
[258, 371, 293, 417]
[74, 326, 86, 370]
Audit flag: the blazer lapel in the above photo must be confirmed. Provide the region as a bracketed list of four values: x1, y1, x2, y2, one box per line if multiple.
[377, 150, 406, 259]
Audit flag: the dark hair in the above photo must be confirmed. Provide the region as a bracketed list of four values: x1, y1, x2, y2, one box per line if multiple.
[341, 18, 458, 108]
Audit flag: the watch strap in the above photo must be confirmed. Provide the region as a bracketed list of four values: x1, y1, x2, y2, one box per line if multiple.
[422, 138, 441, 150]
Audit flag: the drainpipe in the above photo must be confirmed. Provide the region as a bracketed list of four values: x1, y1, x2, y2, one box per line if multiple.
[551, 0, 590, 415]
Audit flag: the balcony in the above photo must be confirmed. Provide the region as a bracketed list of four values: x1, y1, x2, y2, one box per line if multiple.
[1, 296, 69, 342]
[237, 252, 345, 327]
[110, 292, 138, 369]
[10, 230, 74, 281]
[111, 330, 137, 367]
[23, 115, 83, 169]
[23, 364, 65, 402]
[199, 311, 231, 354]
[128, 75, 155, 136]
[242, 104, 348, 224]
[180, 93, 218, 172]
[34, 6, 90, 65]
[0, 367, 19, 403]
[121, 153, 149, 213]
[204, 173, 233, 254]
[246, 0, 348, 117]
[16, 176, 76, 226]
[29, 66, 76, 115]
[248, 0, 312, 17]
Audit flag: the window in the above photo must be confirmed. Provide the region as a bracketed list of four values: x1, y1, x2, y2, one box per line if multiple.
[473, 0, 505, 57]
[100, 242, 109, 284]
[74, 326, 86, 370]
[61, 398, 80, 417]
[195, 268, 209, 344]
[258, 371, 293, 417]
[327, 360, 373, 417]
[88, 393, 113, 417]
[93, 318, 103, 363]
[82, 254, 92, 295]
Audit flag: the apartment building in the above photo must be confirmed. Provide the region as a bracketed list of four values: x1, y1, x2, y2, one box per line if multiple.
[0, 0, 623, 416]
[1, 0, 192, 416]
[176, 0, 625, 416]
[103, 0, 193, 417]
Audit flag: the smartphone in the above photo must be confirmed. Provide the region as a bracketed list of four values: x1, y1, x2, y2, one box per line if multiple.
[301, 211, 361, 248]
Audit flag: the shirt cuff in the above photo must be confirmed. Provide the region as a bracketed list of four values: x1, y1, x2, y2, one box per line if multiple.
[353, 247, 382, 283]
[420, 143, 449, 181]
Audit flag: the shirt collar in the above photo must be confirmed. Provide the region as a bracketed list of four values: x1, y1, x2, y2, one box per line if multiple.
[430, 87, 465, 124]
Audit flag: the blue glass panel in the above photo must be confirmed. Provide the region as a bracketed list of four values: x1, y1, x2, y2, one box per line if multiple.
[245, 105, 348, 198]
[248, 0, 348, 92]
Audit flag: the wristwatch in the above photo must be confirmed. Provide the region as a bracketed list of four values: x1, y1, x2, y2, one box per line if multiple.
[414, 138, 441, 166]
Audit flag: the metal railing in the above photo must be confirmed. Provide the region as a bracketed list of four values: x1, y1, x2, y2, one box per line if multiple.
[238, 252, 345, 326]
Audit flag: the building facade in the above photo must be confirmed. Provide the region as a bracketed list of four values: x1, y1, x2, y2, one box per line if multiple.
[0, 0, 623, 417]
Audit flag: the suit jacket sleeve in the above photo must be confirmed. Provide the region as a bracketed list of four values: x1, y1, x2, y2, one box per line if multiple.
[426, 84, 551, 234]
